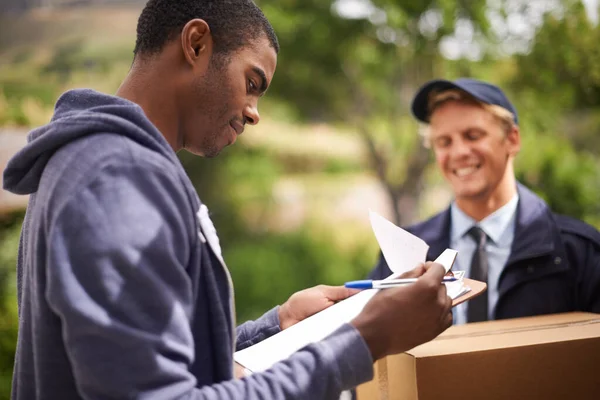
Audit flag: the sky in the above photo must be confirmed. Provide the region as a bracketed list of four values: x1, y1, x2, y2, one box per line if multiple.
[332, 0, 598, 60]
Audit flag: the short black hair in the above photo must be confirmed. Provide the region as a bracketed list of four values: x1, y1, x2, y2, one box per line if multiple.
[134, 0, 279, 57]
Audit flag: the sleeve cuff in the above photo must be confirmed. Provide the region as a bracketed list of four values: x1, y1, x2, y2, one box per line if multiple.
[319, 323, 374, 390]
[259, 306, 282, 334]
[236, 306, 282, 351]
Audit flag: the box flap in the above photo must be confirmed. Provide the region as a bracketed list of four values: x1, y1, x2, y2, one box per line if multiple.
[439, 312, 598, 337]
[406, 313, 600, 357]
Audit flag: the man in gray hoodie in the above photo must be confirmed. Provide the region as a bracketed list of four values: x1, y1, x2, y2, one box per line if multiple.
[3, 1, 453, 399]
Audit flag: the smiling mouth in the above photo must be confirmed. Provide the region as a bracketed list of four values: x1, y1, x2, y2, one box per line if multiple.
[453, 165, 481, 178]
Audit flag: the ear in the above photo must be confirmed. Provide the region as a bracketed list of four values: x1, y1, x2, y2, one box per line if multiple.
[506, 124, 521, 157]
[181, 19, 213, 69]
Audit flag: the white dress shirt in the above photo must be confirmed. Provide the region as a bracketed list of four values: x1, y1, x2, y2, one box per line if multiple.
[450, 194, 519, 324]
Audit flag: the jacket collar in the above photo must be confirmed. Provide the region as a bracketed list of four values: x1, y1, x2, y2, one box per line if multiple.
[415, 183, 558, 264]
[506, 183, 558, 264]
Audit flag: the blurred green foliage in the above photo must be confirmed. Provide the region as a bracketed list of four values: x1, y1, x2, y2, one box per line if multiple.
[515, 2, 600, 110]
[179, 145, 377, 321]
[225, 228, 375, 320]
[0, 214, 21, 399]
[0, 1, 599, 398]
[259, 0, 494, 225]
[516, 131, 600, 227]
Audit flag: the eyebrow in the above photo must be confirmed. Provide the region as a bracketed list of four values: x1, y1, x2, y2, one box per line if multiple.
[252, 66, 269, 96]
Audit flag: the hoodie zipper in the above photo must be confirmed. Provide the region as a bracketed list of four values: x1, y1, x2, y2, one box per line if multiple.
[196, 205, 237, 376]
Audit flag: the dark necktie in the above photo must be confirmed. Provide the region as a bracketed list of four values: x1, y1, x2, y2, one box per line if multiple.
[467, 226, 489, 322]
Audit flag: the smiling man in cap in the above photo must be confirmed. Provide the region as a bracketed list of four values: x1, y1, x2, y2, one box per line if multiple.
[368, 78, 600, 324]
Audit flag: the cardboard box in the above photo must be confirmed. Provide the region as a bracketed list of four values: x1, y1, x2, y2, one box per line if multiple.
[356, 312, 600, 400]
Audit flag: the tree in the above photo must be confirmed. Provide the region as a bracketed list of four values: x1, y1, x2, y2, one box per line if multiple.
[514, 0, 600, 155]
[259, 0, 492, 225]
[512, 0, 600, 226]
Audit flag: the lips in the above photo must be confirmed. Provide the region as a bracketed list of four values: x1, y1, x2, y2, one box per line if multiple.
[228, 124, 238, 145]
[230, 121, 244, 136]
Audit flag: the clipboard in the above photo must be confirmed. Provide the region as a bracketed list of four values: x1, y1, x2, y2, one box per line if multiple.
[452, 278, 487, 307]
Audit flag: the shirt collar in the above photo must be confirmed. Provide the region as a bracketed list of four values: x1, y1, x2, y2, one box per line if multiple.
[450, 193, 519, 245]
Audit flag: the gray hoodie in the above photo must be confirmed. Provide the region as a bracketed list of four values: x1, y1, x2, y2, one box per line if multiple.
[3, 89, 373, 399]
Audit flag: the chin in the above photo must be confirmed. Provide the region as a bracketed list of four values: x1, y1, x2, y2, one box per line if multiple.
[203, 143, 226, 158]
[453, 182, 489, 200]
[203, 150, 221, 158]
[183, 142, 222, 158]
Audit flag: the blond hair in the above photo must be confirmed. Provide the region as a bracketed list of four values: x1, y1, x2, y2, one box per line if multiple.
[419, 89, 516, 148]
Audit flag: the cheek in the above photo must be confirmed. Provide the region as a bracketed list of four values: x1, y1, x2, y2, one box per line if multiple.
[490, 151, 510, 172]
[482, 144, 505, 164]
[434, 150, 449, 170]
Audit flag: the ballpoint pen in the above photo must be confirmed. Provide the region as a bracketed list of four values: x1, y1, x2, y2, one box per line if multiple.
[344, 276, 457, 289]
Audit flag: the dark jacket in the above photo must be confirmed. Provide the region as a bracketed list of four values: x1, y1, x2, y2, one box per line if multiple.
[3, 89, 372, 400]
[368, 184, 600, 319]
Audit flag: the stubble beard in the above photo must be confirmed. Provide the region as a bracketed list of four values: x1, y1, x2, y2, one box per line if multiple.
[195, 57, 235, 158]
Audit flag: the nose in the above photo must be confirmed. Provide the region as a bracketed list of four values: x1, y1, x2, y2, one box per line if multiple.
[244, 103, 260, 126]
[450, 138, 471, 158]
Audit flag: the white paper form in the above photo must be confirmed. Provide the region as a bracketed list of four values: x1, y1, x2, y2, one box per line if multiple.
[369, 210, 429, 276]
[234, 211, 459, 373]
[370, 210, 465, 297]
[446, 270, 470, 299]
[234, 288, 380, 372]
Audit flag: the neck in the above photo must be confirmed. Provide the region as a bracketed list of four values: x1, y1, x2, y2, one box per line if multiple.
[116, 57, 182, 152]
[455, 163, 517, 222]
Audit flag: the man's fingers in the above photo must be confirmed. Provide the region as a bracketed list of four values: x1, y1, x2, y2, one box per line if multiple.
[444, 308, 454, 329]
[442, 293, 452, 315]
[435, 278, 451, 312]
[399, 263, 426, 279]
[420, 262, 446, 281]
[320, 285, 360, 302]
[234, 362, 246, 379]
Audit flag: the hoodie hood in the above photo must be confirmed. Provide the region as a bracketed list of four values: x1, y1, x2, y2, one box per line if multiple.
[3, 89, 179, 195]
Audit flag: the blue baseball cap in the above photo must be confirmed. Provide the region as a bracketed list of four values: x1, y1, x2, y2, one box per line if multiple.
[411, 78, 519, 125]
